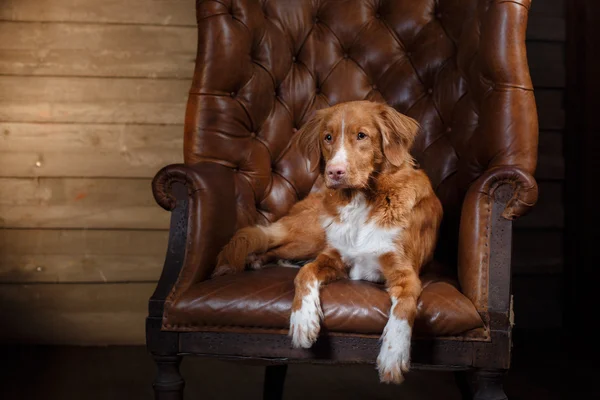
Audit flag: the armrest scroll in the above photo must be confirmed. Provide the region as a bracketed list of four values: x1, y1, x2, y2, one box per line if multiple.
[149, 162, 237, 317]
[458, 166, 538, 317]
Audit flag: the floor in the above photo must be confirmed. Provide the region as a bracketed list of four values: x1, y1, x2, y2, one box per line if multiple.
[0, 333, 594, 399]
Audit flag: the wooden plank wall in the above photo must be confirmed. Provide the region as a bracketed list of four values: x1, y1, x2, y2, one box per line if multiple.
[0, 0, 564, 344]
[0, 0, 195, 345]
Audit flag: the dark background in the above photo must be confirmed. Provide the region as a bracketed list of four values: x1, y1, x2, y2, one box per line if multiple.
[511, 0, 565, 337]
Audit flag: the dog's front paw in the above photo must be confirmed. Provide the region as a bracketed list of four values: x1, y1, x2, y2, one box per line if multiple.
[289, 283, 323, 348]
[289, 308, 321, 348]
[211, 264, 238, 278]
[376, 317, 412, 384]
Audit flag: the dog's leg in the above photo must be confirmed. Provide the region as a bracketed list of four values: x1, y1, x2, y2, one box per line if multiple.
[253, 238, 323, 270]
[217, 222, 324, 274]
[213, 223, 287, 277]
[376, 253, 421, 384]
[245, 251, 274, 270]
[289, 248, 346, 348]
[214, 195, 325, 277]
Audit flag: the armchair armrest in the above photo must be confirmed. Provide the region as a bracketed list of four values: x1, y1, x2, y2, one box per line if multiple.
[455, 0, 539, 321]
[149, 162, 237, 317]
[457, 166, 538, 321]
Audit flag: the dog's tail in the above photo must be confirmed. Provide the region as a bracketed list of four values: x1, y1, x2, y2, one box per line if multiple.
[213, 223, 286, 277]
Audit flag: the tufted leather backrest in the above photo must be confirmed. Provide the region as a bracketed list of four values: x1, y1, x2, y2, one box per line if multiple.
[185, 0, 538, 266]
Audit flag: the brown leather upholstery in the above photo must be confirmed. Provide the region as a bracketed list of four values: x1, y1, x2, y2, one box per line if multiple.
[458, 166, 538, 310]
[165, 267, 483, 336]
[154, 0, 538, 337]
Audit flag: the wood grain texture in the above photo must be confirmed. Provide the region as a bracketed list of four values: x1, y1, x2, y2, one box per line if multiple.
[0, 123, 183, 177]
[0, 283, 154, 345]
[0, 0, 564, 30]
[0, 229, 168, 283]
[0, 178, 169, 229]
[1, 226, 561, 281]
[0, 22, 195, 78]
[0, 76, 190, 124]
[0, 22, 561, 81]
[0, 81, 564, 129]
[0, 0, 197, 25]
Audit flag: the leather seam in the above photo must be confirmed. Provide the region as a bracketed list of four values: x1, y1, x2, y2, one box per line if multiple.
[197, 12, 230, 22]
[482, 190, 491, 312]
[275, 95, 294, 127]
[253, 135, 275, 161]
[233, 75, 258, 131]
[435, 168, 458, 192]
[271, 170, 301, 203]
[493, 84, 534, 91]
[428, 57, 454, 126]
[495, 0, 530, 10]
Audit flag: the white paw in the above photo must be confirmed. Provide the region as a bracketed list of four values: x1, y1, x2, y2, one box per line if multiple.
[246, 253, 264, 270]
[277, 259, 302, 268]
[377, 316, 412, 384]
[289, 281, 322, 348]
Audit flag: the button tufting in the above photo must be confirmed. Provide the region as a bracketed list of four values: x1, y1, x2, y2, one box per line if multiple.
[447, 127, 452, 132]
[292, 56, 297, 62]
[251, 132, 257, 138]
[427, 88, 433, 94]
[315, 87, 321, 93]
[292, 128, 298, 133]
[406, 51, 412, 57]
[436, 12, 443, 19]
[372, 84, 377, 90]
[375, 13, 381, 19]
[314, 17, 319, 23]
[343, 53, 349, 59]
[230, 91, 236, 97]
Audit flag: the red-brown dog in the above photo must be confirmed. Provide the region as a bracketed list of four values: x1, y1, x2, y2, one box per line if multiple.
[213, 100, 443, 384]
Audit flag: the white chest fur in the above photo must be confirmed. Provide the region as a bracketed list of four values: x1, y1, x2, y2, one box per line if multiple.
[321, 194, 401, 283]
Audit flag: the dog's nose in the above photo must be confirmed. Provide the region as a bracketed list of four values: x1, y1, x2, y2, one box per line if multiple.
[327, 165, 346, 180]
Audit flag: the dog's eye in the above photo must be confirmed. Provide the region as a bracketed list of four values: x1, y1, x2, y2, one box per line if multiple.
[357, 132, 367, 140]
[324, 134, 332, 142]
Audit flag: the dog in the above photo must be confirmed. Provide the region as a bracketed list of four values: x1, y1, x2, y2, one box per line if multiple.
[213, 100, 443, 384]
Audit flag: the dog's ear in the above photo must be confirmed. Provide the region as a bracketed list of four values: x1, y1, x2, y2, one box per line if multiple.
[294, 110, 325, 173]
[377, 104, 419, 167]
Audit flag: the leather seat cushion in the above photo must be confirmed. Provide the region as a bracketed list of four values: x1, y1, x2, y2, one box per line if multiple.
[165, 266, 484, 336]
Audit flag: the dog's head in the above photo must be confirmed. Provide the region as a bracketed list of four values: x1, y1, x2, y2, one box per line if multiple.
[295, 101, 420, 190]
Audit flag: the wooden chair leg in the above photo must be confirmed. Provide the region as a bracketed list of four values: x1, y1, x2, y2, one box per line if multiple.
[473, 369, 507, 400]
[153, 355, 185, 400]
[454, 371, 473, 400]
[263, 364, 288, 400]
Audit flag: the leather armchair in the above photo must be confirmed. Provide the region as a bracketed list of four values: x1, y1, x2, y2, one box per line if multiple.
[147, 1, 538, 399]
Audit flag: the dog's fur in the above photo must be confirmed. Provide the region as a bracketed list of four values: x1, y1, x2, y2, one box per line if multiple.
[213, 100, 443, 384]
